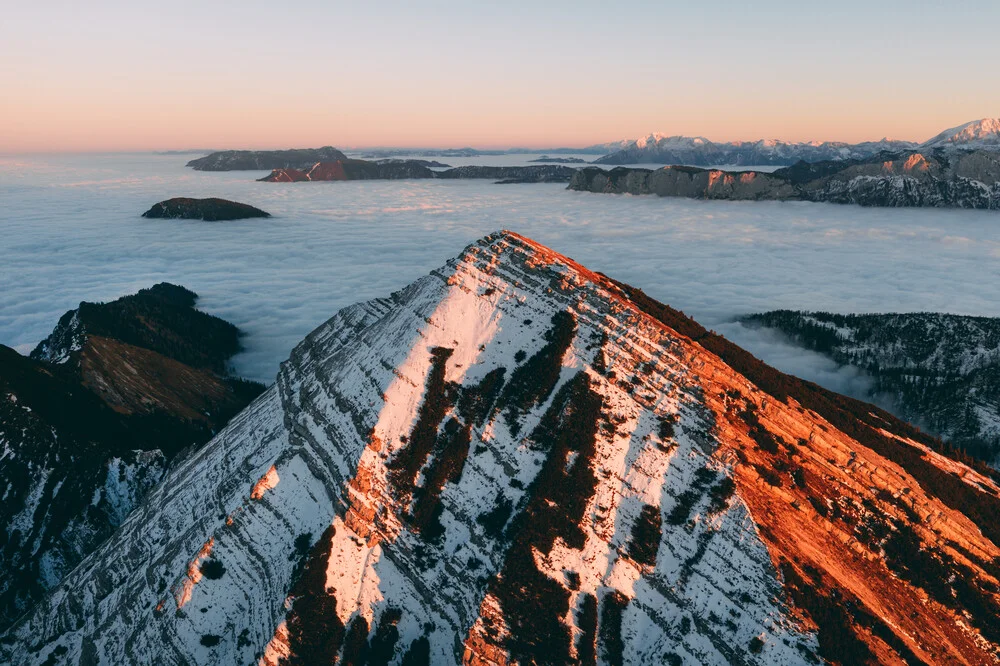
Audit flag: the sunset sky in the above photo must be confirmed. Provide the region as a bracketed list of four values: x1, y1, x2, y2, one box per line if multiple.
[2, 0, 998, 152]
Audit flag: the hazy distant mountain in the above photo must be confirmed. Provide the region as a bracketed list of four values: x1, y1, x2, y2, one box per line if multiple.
[186, 147, 348, 171]
[571, 149, 1000, 209]
[356, 143, 623, 158]
[593, 119, 1000, 166]
[260, 160, 578, 183]
[7, 232, 1000, 665]
[594, 133, 918, 166]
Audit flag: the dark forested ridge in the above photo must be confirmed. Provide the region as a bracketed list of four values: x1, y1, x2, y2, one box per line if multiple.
[742, 310, 1000, 463]
[0, 284, 264, 631]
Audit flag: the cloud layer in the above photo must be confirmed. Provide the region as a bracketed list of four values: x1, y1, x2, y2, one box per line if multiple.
[2, 153, 998, 385]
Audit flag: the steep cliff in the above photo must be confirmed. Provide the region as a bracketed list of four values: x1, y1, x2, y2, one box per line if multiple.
[6, 233, 1000, 665]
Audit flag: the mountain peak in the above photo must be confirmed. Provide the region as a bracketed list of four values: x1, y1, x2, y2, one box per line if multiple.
[6, 232, 1000, 665]
[922, 118, 1000, 149]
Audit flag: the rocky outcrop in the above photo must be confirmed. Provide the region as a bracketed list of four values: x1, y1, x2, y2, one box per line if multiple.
[571, 149, 1000, 209]
[742, 310, 1000, 463]
[6, 232, 1000, 665]
[186, 147, 347, 171]
[0, 284, 264, 631]
[141, 198, 271, 221]
[259, 159, 436, 182]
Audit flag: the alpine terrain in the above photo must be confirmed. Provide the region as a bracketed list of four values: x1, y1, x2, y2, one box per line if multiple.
[6, 233, 1000, 665]
[742, 311, 1000, 465]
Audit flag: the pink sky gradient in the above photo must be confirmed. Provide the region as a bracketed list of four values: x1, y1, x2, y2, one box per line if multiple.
[2, 1, 997, 152]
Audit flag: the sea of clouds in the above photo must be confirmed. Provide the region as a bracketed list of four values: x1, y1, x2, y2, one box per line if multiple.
[2, 153, 998, 404]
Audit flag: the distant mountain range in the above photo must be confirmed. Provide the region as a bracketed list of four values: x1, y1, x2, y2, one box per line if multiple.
[594, 118, 1000, 166]
[182, 119, 1000, 173]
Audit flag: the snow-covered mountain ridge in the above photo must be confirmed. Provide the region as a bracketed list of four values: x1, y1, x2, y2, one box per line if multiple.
[596, 119, 1000, 166]
[6, 232, 1000, 665]
[921, 119, 1000, 151]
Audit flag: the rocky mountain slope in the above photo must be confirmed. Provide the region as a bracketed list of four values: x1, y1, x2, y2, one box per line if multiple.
[570, 149, 1000, 209]
[742, 310, 1000, 464]
[7, 232, 1000, 665]
[142, 198, 271, 221]
[186, 147, 348, 171]
[0, 284, 263, 632]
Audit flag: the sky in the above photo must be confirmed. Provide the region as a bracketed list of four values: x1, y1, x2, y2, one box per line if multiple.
[2, 0, 998, 152]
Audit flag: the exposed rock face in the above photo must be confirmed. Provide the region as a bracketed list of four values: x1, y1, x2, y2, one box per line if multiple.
[186, 147, 347, 171]
[259, 159, 436, 182]
[141, 198, 271, 221]
[0, 284, 264, 631]
[6, 232, 1000, 665]
[742, 310, 1000, 463]
[571, 150, 1000, 209]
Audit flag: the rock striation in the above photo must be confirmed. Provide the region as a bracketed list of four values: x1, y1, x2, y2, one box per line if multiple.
[5, 233, 1000, 665]
[570, 149, 1000, 209]
[186, 147, 347, 171]
[141, 198, 271, 221]
[0, 284, 264, 631]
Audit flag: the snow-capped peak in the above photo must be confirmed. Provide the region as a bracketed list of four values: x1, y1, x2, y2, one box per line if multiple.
[6, 231, 1000, 665]
[921, 118, 1000, 149]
